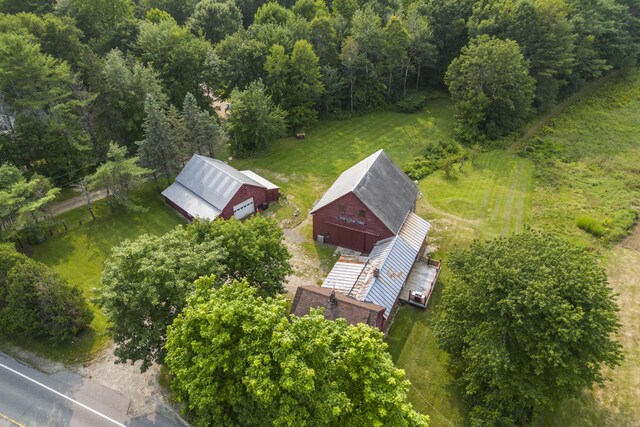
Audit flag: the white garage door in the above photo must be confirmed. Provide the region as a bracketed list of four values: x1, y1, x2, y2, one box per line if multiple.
[233, 197, 255, 220]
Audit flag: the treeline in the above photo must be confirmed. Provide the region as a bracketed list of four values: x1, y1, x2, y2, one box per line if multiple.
[1, 0, 639, 182]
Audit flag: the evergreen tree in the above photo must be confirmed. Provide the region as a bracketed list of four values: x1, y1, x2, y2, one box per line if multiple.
[137, 95, 181, 184]
[182, 92, 225, 158]
[89, 143, 149, 212]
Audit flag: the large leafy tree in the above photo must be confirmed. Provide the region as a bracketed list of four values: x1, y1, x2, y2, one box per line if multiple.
[139, 0, 199, 24]
[136, 18, 218, 105]
[165, 277, 429, 427]
[468, 0, 576, 108]
[185, 216, 292, 296]
[445, 35, 535, 142]
[350, 7, 385, 109]
[226, 80, 287, 153]
[284, 39, 324, 130]
[188, 0, 242, 44]
[308, 16, 338, 67]
[96, 216, 291, 371]
[0, 12, 86, 67]
[434, 231, 622, 425]
[55, 0, 134, 46]
[94, 49, 166, 151]
[0, 0, 55, 14]
[383, 16, 410, 99]
[566, 0, 638, 88]
[0, 244, 92, 342]
[88, 142, 150, 212]
[403, 2, 437, 92]
[0, 33, 91, 182]
[215, 29, 268, 96]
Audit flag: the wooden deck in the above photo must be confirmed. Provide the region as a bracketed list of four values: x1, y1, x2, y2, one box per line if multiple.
[399, 259, 441, 308]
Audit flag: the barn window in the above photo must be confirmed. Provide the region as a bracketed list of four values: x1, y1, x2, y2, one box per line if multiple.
[338, 204, 346, 214]
[358, 209, 366, 218]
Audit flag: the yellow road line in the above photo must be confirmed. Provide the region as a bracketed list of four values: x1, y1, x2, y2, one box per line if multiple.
[0, 411, 26, 427]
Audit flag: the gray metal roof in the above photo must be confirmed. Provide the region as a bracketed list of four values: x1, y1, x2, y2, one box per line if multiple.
[240, 170, 279, 190]
[320, 213, 432, 318]
[162, 155, 271, 220]
[311, 149, 418, 234]
[175, 155, 264, 211]
[161, 182, 221, 220]
[398, 212, 431, 252]
[363, 236, 417, 317]
[322, 256, 368, 293]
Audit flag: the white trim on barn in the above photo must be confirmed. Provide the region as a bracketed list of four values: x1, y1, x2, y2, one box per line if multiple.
[233, 198, 255, 219]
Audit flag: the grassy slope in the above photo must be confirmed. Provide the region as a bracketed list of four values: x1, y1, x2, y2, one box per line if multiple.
[18, 184, 185, 364]
[231, 97, 454, 215]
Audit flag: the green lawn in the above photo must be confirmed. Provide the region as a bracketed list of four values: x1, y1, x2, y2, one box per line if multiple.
[231, 96, 455, 215]
[14, 184, 185, 364]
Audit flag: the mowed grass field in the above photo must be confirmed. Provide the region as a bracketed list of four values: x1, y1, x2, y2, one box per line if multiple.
[231, 96, 455, 215]
[17, 184, 185, 364]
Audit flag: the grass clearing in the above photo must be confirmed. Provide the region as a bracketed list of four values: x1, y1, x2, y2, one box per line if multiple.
[526, 71, 640, 246]
[231, 97, 455, 215]
[8, 183, 185, 364]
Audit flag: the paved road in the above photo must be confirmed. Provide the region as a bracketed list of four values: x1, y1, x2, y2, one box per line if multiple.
[0, 353, 182, 427]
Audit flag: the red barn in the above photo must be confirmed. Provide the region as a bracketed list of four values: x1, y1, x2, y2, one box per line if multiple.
[162, 155, 279, 221]
[311, 149, 419, 253]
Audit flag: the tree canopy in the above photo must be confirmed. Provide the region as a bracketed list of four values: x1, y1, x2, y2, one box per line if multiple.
[96, 216, 291, 371]
[445, 35, 536, 142]
[226, 80, 287, 153]
[0, 243, 93, 342]
[166, 276, 429, 427]
[434, 231, 622, 425]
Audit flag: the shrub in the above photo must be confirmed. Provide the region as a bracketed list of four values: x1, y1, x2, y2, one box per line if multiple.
[0, 246, 92, 342]
[404, 140, 463, 180]
[395, 94, 427, 113]
[575, 215, 605, 237]
[404, 157, 438, 180]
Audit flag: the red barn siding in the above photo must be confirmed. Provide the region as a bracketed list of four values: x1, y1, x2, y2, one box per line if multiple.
[266, 188, 279, 204]
[164, 197, 193, 221]
[312, 193, 393, 253]
[220, 184, 268, 219]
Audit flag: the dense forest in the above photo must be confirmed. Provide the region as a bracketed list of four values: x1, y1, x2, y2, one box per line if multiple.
[1, 0, 639, 237]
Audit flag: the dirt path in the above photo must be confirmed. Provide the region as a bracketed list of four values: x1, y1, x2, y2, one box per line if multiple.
[51, 189, 108, 216]
[508, 70, 622, 154]
[282, 216, 329, 295]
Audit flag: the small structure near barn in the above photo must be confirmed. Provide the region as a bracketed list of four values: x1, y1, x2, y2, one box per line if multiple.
[318, 212, 439, 331]
[311, 149, 419, 253]
[162, 154, 279, 221]
[291, 285, 385, 330]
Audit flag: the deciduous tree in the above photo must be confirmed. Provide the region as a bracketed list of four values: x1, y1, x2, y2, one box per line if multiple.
[94, 49, 167, 151]
[0, 245, 92, 343]
[434, 231, 622, 425]
[445, 35, 535, 142]
[188, 0, 242, 44]
[226, 80, 287, 153]
[96, 216, 291, 371]
[165, 277, 429, 427]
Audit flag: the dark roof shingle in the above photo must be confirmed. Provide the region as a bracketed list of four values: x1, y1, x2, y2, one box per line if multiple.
[311, 150, 418, 233]
[291, 285, 385, 329]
